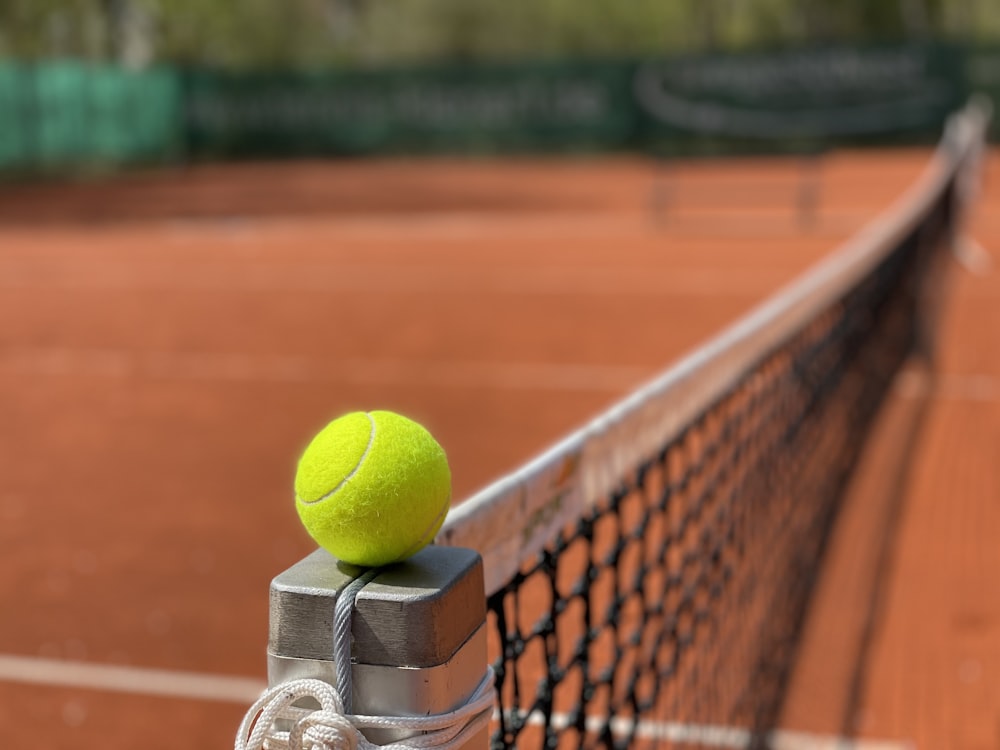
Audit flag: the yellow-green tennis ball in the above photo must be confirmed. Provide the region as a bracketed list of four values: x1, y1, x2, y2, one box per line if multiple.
[294, 410, 451, 568]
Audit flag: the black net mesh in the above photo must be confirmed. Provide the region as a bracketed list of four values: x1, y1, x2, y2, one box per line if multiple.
[485, 184, 956, 750]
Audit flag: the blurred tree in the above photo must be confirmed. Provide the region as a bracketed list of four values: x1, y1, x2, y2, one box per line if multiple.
[0, 0, 994, 68]
[797, 0, 948, 42]
[0, 0, 100, 59]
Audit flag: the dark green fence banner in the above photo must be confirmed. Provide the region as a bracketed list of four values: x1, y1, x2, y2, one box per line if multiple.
[966, 47, 1000, 139]
[183, 61, 637, 156]
[183, 44, 994, 159]
[0, 62, 181, 172]
[0, 44, 996, 172]
[633, 44, 970, 152]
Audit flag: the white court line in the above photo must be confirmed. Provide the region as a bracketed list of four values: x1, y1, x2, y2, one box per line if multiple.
[6, 208, 862, 241]
[5, 348, 999, 400]
[6, 348, 999, 401]
[0, 347, 652, 392]
[499, 709, 911, 750]
[0, 654, 910, 749]
[0, 653, 264, 704]
[953, 235, 994, 275]
[895, 370, 999, 402]
[0, 260, 790, 297]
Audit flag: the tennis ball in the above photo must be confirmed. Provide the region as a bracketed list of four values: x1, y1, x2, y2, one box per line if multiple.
[294, 410, 451, 568]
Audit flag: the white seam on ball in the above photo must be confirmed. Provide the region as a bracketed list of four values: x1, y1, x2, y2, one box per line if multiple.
[299, 412, 376, 505]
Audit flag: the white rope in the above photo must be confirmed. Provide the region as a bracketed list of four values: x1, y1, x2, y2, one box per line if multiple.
[333, 568, 379, 713]
[235, 671, 495, 750]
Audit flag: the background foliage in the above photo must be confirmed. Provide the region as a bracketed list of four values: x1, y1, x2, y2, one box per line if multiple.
[1, 0, 998, 70]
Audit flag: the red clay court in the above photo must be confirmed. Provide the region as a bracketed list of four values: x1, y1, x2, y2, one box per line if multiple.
[0, 145, 997, 748]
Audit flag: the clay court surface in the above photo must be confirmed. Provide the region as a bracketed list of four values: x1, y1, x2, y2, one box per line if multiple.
[0, 147, 997, 749]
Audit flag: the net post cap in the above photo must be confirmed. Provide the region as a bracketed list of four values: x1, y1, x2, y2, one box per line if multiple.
[268, 544, 485, 668]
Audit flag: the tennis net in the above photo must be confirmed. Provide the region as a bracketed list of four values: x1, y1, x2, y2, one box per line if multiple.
[436, 98, 991, 749]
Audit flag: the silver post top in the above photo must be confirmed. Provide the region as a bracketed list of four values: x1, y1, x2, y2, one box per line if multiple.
[268, 545, 485, 669]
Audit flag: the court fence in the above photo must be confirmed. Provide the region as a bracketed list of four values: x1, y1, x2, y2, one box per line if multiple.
[0, 43, 997, 175]
[0, 62, 181, 174]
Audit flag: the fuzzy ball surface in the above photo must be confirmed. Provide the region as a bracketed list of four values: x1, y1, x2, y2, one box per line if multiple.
[294, 410, 451, 567]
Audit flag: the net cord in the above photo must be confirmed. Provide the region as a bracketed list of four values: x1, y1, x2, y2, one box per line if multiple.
[437, 97, 992, 597]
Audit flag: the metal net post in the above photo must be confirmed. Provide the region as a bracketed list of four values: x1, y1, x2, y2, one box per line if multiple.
[268, 545, 490, 749]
